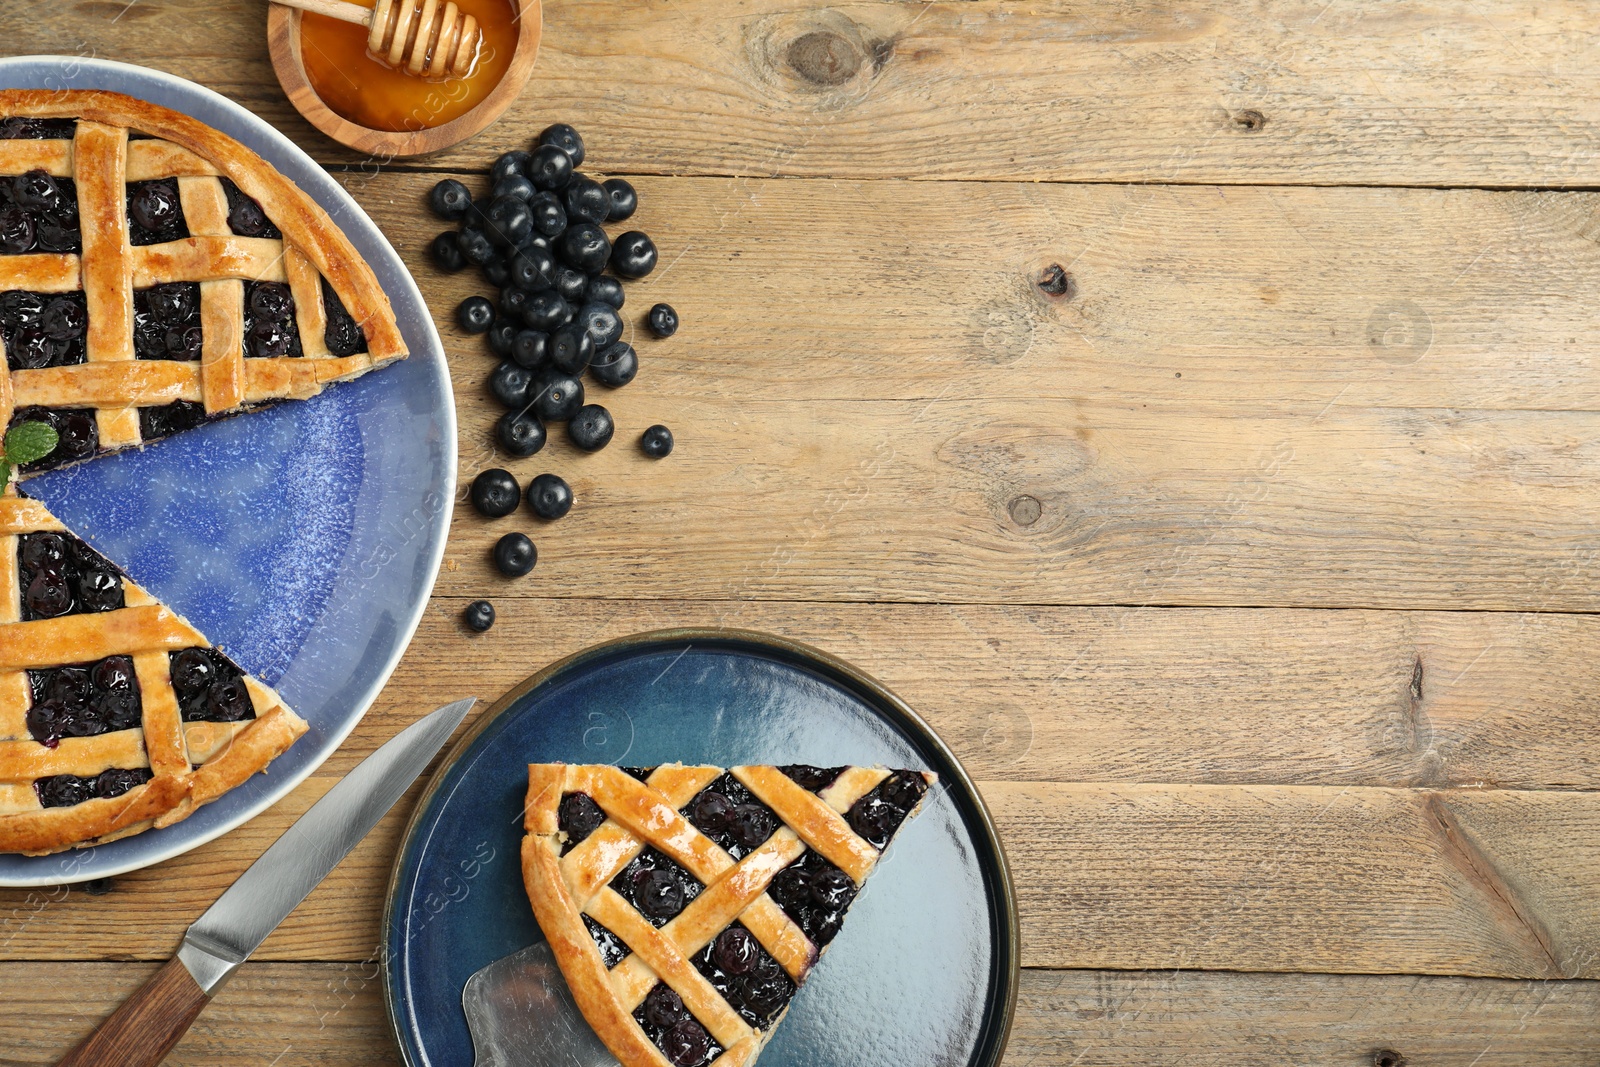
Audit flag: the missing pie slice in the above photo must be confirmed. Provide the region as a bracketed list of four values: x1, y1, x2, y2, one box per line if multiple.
[522, 762, 935, 1067]
[0, 489, 306, 854]
[0, 89, 407, 472]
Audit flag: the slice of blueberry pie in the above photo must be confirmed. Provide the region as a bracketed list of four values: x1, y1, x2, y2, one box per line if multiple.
[0, 90, 407, 472]
[522, 762, 935, 1067]
[0, 489, 307, 853]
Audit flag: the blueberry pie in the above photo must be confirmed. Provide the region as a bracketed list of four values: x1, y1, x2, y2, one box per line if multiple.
[522, 762, 935, 1067]
[0, 90, 407, 472]
[0, 489, 306, 854]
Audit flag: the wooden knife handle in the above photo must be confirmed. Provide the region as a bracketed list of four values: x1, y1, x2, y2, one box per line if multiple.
[57, 956, 211, 1067]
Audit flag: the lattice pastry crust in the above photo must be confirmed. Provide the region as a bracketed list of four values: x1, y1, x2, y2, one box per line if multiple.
[0, 89, 406, 469]
[0, 490, 307, 854]
[523, 762, 935, 1067]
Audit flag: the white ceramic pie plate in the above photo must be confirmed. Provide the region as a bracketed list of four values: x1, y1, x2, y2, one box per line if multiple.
[0, 56, 454, 885]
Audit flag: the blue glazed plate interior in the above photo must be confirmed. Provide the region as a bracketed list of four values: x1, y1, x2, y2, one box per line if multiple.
[386, 637, 1014, 1067]
[0, 57, 453, 885]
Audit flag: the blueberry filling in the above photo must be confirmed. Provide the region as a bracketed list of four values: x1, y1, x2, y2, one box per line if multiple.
[583, 914, 630, 968]
[768, 850, 858, 948]
[1, 290, 87, 369]
[220, 177, 279, 239]
[691, 923, 796, 1030]
[16, 529, 124, 623]
[621, 766, 656, 782]
[166, 647, 257, 723]
[25, 655, 142, 747]
[557, 791, 606, 854]
[321, 277, 368, 358]
[35, 767, 153, 808]
[609, 847, 702, 927]
[133, 282, 201, 361]
[632, 983, 723, 1067]
[243, 280, 302, 358]
[125, 178, 188, 246]
[845, 770, 929, 850]
[0, 170, 80, 254]
[138, 400, 209, 443]
[778, 765, 845, 793]
[6, 406, 97, 470]
[683, 773, 778, 861]
[0, 117, 76, 140]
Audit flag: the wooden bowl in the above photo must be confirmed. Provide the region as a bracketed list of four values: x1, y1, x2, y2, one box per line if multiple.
[267, 0, 541, 158]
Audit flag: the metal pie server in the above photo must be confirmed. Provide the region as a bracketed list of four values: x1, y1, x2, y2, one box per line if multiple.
[56, 696, 476, 1067]
[464, 940, 620, 1067]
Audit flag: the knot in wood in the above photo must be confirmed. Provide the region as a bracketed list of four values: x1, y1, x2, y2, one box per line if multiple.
[1009, 495, 1042, 526]
[787, 30, 863, 85]
[1232, 109, 1267, 131]
[1374, 1051, 1407, 1067]
[1037, 263, 1075, 299]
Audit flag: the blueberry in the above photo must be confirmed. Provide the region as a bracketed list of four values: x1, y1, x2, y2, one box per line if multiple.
[644, 983, 689, 1029]
[170, 648, 215, 696]
[464, 196, 494, 231]
[591, 342, 639, 388]
[492, 173, 536, 202]
[810, 866, 854, 909]
[528, 190, 567, 236]
[533, 372, 584, 422]
[463, 599, 496, 632]
[537, 123, 585, 167]
[564, 175, 609, 225]
[601, 178, 637, 222]
[729, 803, 775, 850]
[521, 290, 569, 332]
[130, 181, 180, 233]
[511, 328, 549, 369]
[659, 1020, 710, 1067]
[567, 404, 614, 452]
[847, 795, 899, 849]
[470, 468, 521, 518]
[483, 257, 511, 288]
[585, 275, 625, 309]
[647, 303, 679, 338]
[553, 266, 589, 304]
[640, 424, 673, 458]
[713, 927, 758, 975]
[457, 295, 495, 334]
[690, 790, 733, 834]
[487, 319, 518, 357]
[576, 302, 623, 349]
[549, 324, 595, 375]
[0, 207, 34, 253]
[484, 196, 533, 247]
[499, 286, 531, 320]
[527, 144, 575, 191]
[491, 150, 532, 184]
[634, 867, 685, 919]
[560, 222, 612, 275]
[458, 228, 495, 266]
[512, 247, 555, 291]
[559, 792, 606, 842]
[493, 532, 537, 577]
[611, 231, 658, 278]
[489, 360, 535, 408]
[527, 473, 574, 519]
[498, 409, 546, 457]
[429, 178, 472, 219]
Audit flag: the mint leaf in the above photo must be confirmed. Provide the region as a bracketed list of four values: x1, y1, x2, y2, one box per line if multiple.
[0, 458, 10, 486]
[4, 421, 58, 466]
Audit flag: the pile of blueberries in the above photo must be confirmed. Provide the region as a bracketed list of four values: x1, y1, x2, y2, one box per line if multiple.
[429, 124, 677, 633]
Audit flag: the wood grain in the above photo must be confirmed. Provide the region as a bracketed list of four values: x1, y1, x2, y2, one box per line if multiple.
[2, 772, 1596, 981]
[54, 956, 210, 1067]
[3, 962, 1598, 1065]
[343, 600, 1600, 792]
[15, 1, 1600, 185]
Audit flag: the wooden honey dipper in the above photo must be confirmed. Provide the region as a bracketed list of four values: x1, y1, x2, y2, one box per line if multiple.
[273, 0, 482, 78]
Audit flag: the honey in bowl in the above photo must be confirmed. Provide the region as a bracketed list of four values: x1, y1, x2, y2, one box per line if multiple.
[299, 0, 519, 133]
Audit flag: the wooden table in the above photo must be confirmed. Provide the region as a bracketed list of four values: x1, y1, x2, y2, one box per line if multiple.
[8, 2, 1600, 1063]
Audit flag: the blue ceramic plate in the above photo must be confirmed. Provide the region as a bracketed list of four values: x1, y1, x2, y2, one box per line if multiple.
[384, 630, 1019, 1067]
[0, 57, 454, 886]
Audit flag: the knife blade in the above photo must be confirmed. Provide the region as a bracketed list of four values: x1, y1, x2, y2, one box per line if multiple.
[56, 696, 476, 1067]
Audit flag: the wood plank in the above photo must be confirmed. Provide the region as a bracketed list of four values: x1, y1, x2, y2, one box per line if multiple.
[996, 782, 1600, 978]
[341, 600, 1600, 792]
[3, 773, 1598, 980]
[19, 1, 1600, 186]
[326, 173, 1600, 611]
[3, 962, 1597, 1065]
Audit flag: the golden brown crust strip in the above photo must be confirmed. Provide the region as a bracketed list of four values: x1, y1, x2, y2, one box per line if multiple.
[243, 354, 374, 402]
[0, 605, 200, 671]
[126, 139, 218, 182]
[0, 139, 71, 177]
[0, 89, 406, 363]
[0, 253, 79, 292]
[0, 731, 148, 780]
[0, 496, 64, 536]
[129, 235, 289, 287]
[0, 775, 187, 856]
[734, 766, 881, 884]
[12, 361, 201, 409]
[133, 649, 191, 779]
[174, 701, 308, 819]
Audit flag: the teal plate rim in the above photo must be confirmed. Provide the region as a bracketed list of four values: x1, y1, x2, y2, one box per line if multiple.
[380, 627, 1020, 1067]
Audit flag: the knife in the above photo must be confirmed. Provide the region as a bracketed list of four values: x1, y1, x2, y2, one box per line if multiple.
[56, 696, 477, 1067]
